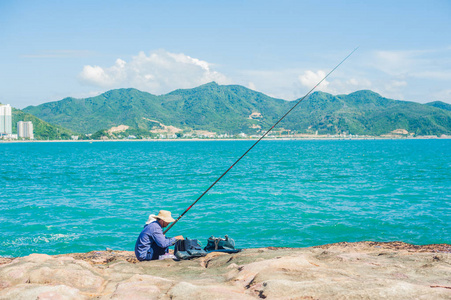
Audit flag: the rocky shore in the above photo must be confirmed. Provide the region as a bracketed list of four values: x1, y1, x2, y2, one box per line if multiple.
[1, 241, 450, 299]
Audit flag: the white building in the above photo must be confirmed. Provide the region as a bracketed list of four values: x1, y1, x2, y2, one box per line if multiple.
[0, 104, 12, 135]
[17, 121, 34, 139]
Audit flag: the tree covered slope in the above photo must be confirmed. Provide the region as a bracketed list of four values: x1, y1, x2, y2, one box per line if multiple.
[22, 82, 451, 136]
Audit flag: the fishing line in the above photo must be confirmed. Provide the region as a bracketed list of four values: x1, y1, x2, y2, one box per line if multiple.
[164, 47, 359, 234]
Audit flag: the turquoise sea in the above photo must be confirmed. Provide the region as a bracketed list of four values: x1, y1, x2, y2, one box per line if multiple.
[1, 139, 450, 257]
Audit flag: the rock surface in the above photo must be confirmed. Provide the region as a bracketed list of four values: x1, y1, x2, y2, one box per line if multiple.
[0, 242, 450, 299]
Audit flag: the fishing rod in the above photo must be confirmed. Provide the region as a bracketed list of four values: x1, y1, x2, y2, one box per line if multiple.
[164, 47, 359, 234]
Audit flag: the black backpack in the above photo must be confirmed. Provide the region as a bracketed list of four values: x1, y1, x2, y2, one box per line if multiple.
[204, 235, 241, 253]
[174, 238, 207, 260]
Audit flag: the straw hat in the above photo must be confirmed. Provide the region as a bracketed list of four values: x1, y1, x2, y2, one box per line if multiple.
[146, 210, 175, 224]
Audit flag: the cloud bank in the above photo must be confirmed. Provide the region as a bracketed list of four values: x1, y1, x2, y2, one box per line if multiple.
[79, 50, 229, 94]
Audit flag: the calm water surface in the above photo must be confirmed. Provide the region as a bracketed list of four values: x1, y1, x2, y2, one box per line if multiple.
[1, 139, 450, 256]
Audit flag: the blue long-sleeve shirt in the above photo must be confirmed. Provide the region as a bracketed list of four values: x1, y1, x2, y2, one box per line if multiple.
[135, 221, 177, 261]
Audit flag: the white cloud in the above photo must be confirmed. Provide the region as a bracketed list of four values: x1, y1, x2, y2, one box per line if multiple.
[79, 50, 229, 94]
[298, 71, 373, 96]
[248, 82, 257, 91]
[298, 70, 330, 91]
[80, 58, 128, 87]
[237, 68, 373, 100]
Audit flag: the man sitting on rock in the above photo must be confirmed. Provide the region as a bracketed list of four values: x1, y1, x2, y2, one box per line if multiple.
[135, 210, 184, 261]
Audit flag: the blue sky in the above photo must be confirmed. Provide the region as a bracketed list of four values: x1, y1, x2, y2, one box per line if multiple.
[1, 0, 450, 108]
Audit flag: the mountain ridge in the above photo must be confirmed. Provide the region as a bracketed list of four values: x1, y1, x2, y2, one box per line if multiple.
[22, 83, 451, 136]
[426, 101, 451, 111]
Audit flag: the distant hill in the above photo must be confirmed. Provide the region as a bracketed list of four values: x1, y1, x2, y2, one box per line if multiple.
[11, 108, 74, 140]
[25, 89, 169, 135]
[22, 82, 451, 136]
[426, 101, 451, 112]
[285, 90, 451, 136]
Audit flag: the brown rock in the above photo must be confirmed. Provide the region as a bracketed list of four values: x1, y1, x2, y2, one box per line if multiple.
[0, 284, 85, 300]
[0, 254, 105, 294]
[28, 266, 105, 293]
[109, 274, 173, 300]
[0, 242, 450, 299]
[168, 281, 255, 300]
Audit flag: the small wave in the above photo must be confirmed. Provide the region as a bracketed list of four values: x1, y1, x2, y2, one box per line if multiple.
[1, 233, 79, 247]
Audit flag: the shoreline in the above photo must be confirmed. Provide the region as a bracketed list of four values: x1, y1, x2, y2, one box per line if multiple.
[2, 135, 451, 143]
[1, 241, 450, 299]
[1, 241, 450, 263]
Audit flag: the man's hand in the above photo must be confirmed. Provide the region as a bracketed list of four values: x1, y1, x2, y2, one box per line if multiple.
[174, 235, 184, 240]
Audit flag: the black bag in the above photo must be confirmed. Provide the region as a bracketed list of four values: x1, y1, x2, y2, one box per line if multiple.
[204, 235, 241, 253]
[174, 238, 207, 260]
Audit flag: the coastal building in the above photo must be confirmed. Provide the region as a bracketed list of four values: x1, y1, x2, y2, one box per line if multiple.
[17, 121, 34, 139]
[0, 104, 12, 135]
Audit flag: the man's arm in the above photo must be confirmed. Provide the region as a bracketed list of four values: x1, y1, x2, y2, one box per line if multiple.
[153, 229, 177, 248]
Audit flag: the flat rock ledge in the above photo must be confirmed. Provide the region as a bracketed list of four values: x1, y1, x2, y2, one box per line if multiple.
[0, 241, 450, 300]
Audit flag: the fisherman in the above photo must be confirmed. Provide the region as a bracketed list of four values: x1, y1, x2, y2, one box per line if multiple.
[135, 210, 184, 261]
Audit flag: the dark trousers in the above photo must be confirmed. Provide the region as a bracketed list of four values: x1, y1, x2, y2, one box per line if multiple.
[146, 245, 169, 260]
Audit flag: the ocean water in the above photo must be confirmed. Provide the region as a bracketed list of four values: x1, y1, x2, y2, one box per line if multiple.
[0, 139, 450, 257]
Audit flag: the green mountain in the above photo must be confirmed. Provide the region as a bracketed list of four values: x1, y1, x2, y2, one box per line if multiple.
[283, 90, 451, 136]
[22, 84, 288, 134]
[22, 83, 451, 136]
[426, 101, 451, 112]
[162, 83, 287, 133]
[11, 108, 74, 140]
[22, 89, 164, 134]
